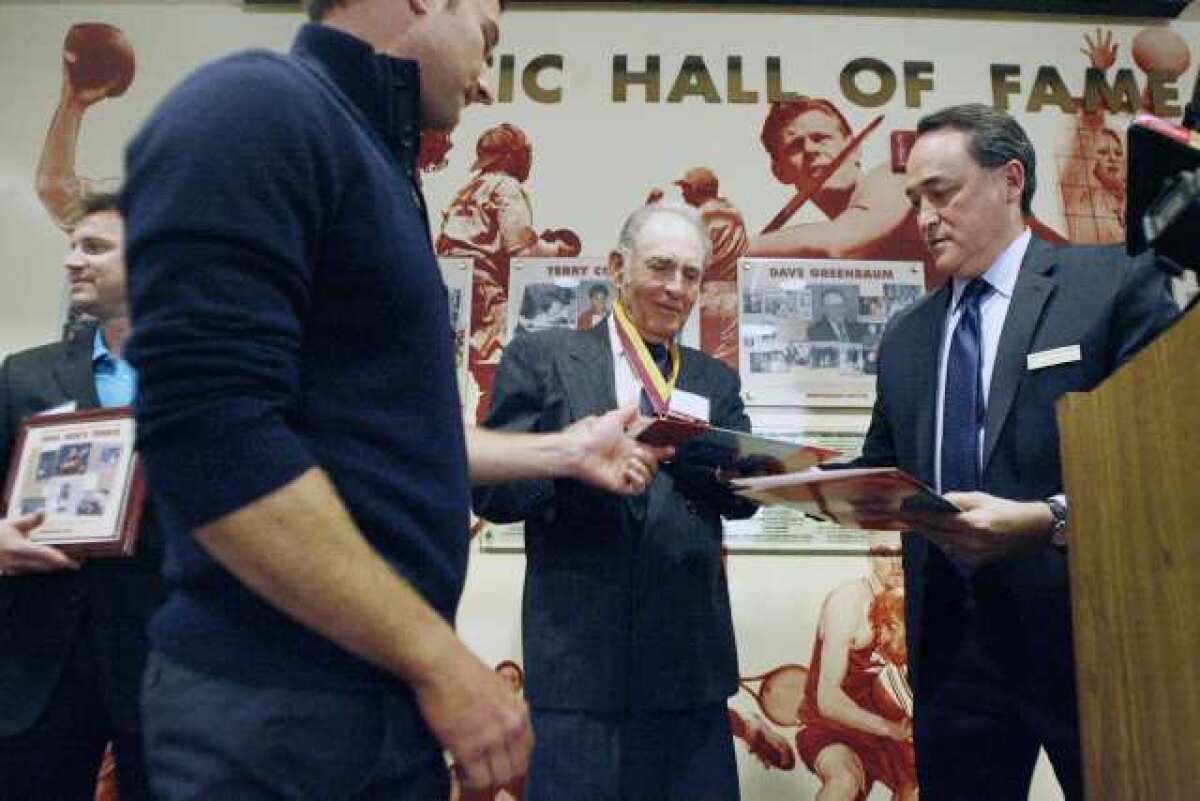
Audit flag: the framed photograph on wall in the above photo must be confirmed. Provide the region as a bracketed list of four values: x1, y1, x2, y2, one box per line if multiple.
[438, 257, 474, 404]
[507, 257, 701, 350]
[2, 408, 145, 557]
[738, 258, 924, 408]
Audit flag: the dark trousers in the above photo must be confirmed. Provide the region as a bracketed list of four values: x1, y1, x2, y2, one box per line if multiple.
[914, 565, 1084, 801]
[0, 629, 152, 801]
[141, 651, 449, 801]
[524, 703, 739, 801]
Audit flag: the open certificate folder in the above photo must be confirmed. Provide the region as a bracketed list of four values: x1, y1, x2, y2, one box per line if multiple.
[632, 415, 840, 475]
[731, 466, 960, 530]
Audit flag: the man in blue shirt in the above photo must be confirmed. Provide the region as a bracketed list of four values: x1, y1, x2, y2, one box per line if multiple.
[122, 1, 662, 799]
[0, 192, 161, 800]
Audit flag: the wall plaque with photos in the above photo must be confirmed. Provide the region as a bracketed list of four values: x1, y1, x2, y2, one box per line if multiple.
[738, 258, 925, 408]
[506, 257, 701, 349]
[438, 257, 474, 404]
[2, 408, 145, 557]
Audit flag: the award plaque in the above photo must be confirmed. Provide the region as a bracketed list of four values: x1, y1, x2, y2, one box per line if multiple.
[2, 408, 145, 557]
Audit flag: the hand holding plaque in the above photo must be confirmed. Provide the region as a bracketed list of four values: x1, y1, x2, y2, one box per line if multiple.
[0, 511, 81, 575]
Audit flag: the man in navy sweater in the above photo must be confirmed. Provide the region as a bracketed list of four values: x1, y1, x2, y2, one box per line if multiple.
[121, 1, 662, 799]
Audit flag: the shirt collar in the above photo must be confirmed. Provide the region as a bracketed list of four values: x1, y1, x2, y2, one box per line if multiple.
[291, 23, 423, 176]
[951, 227, 1030, 306]
[606, 314, 627, 361]
[92, 326, 113, 365]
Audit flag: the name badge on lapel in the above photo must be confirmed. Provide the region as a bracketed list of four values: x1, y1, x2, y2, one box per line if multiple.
[1027, 344, 1082, 371]
[669, 389, 710, 423]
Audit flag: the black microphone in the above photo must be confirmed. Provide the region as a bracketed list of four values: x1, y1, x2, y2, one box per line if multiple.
[1125, 114, 1200, 273]
[1183, 61, 1200, 132]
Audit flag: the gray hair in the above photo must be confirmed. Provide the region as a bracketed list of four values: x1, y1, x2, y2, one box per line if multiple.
[916, 103, 1037, 215]
[615, 201, 711, 267]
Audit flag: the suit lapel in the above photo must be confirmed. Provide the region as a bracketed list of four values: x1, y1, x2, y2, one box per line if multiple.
[54, 327, 100, 411]
[673, 345, 715, 402]
[898, 287, 952, 612]
[560, 323, 618, 420]
[912, 286, 952, 487]
[982, 239, 1055, 471]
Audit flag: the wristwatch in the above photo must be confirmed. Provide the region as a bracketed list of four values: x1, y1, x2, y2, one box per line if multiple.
[1044, 496, 1069, 547]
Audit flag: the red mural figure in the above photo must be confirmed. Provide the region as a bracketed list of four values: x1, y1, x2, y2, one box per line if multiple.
[418, 128, 454, 174]
[649, 167, 748, 369]
[436, 123, 581, 421]
[1060, 27, 1192, 246]
[36, 23, 135, 231]
[680, 167, 748, 371]
[746, 98, 937, 291]
[1061, 124, 1128, 244]
[730, 664, 806, 771]
[795, 551, 915, 801]
[1061, 29, 1130, 245]
[730, 550, 917, 801]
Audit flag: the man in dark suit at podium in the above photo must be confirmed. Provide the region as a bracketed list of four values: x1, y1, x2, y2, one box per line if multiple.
[475, 202, 758, 801]
[860, 105, 1176, 801]
[0, 192, 161, 800]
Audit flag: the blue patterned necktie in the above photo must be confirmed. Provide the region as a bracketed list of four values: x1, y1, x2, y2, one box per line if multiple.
[941, 279, 991, 494]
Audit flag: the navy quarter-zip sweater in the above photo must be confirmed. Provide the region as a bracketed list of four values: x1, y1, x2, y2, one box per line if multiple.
[122, 24, 469, 690]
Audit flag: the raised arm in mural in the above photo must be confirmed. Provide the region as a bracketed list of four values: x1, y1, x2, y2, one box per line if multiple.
[35, 23, 134, 230]
[1059, 28, 1129, 245]
[746, 99, 934, 287]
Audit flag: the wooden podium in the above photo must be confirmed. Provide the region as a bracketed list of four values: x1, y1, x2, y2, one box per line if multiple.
[1056, 304, 1199, 800]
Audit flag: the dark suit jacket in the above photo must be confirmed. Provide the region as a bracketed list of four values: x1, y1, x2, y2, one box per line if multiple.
[473, 323, 757, 711]
[0, 327, 164, 736]
[807, 315, 868, 344]
[859, 239, 1176, 698]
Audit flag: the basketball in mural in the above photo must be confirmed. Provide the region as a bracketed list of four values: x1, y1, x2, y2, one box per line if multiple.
[1132, 26, 1191, 80]
[63, 23, 135, 98]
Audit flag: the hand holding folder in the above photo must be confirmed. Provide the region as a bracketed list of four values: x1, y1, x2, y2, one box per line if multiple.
[731, 465, 960, 531]
[632, 415, 840, 478]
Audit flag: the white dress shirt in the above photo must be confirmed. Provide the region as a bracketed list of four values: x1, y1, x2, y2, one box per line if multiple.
[607, 315, 646, 410]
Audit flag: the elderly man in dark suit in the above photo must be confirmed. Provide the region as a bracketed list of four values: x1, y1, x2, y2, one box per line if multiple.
[862, 104, 1176, 801]
[475, 202, 757, 801]
[0, 192, 161, 800]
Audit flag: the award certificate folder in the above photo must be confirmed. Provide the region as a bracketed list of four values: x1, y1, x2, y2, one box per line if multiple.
[2, 408, 145, 557]
[731, 466, 959, 530]
[633, 415, 841, 475]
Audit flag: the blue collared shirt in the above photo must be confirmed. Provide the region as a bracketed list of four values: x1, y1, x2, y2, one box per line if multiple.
[93, 327, 138, 408]
[934, 228, 1030, 493]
